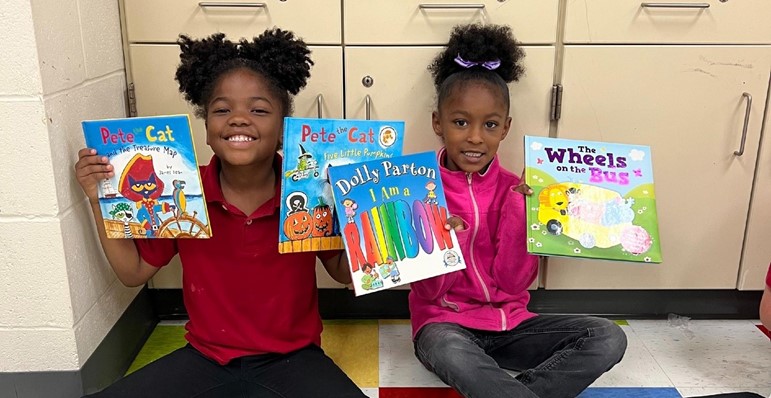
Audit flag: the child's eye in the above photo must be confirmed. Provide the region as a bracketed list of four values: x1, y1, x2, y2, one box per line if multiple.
[252, 108, 269, 115]
[485, 121, 499, 129]
[453, 120, 468, 127]
[212, 108, 229, 114]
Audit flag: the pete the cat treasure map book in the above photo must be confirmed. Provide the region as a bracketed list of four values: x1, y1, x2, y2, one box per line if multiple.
[82, 114, 211, 239]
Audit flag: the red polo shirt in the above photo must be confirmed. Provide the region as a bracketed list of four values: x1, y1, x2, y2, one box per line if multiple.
[136, 155, 337, 365]
[766, 263, 771, 288]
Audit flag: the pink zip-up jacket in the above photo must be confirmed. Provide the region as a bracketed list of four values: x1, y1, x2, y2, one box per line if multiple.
[409, 148, 539, 339]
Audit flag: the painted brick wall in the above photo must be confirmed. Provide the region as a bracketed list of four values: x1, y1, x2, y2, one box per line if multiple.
[0, 0, 141, 372]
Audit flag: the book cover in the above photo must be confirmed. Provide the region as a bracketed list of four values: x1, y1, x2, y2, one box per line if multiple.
[328, 151, 467, 296]
[524, 136, 661, 263]
[279, 117, 404, 253]
[81, 114, 211, 239]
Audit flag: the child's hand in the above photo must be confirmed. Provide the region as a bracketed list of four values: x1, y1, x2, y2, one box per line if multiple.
[514, 168, 534, 196]
[513, 182, 533, 196]
[445, 216, 465, 232]
[75, 148, 114, 203]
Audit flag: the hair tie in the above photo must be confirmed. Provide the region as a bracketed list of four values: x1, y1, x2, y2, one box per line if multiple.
[454, 54, 501, 71]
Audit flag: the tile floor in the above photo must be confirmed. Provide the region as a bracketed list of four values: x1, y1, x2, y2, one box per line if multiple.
[128, 319, 771, 397]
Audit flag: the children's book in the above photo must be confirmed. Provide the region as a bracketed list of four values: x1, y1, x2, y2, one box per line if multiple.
[81, 114, 211, 239]
[278, 117, 404, 253]
[524, 136, 661, 263]
[328, 151, 467, 296]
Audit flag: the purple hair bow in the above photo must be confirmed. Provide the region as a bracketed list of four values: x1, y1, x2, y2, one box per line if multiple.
[454, 54, 501, 70]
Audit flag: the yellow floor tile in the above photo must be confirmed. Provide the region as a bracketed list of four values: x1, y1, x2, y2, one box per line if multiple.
[321, 320, 380, 388]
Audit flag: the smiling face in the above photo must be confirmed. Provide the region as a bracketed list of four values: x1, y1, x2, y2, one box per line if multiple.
[204, 68, 283, 168]
[433, 81, 511, 174]
[283, 210, 313, 240]
[312, 205, 333, 237]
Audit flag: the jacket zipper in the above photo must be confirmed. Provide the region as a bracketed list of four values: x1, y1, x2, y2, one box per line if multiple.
[466, 173, 507, 331]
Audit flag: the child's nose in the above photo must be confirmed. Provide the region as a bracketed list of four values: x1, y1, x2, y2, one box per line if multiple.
[467, 126, 484, 143]
[228, 110, 251, 126]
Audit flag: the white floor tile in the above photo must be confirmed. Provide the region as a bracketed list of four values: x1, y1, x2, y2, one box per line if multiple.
[678, 387, 771, 397]
[590, 325, 673, 388]
[378, 323, 447, 387]
[628, 320, 771, 389]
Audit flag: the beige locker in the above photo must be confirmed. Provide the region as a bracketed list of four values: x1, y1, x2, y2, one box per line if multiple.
[344, 0, 559, 45]
[546, 45, 771, 289]
[738, 77, 771, 290]
[124, 0, 341, 44]
[564, 0, 771, 44]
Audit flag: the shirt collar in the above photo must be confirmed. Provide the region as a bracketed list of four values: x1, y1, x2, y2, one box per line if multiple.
[202, 154, 283, 210]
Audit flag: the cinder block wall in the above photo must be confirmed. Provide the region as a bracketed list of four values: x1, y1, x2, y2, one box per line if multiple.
[0, 0, 140, 374]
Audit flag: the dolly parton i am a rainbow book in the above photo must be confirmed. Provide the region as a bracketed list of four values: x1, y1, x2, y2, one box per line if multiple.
[82, 114, 211, 239]
[328, 151, 466, 296]
[524, 136, 661, 263]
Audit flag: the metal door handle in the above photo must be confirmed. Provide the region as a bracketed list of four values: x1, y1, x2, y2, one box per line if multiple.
[734, 92, 752, 156]
[365, 95, 371, 120]
[641, 3, 710, 9]
[316, 94, 323, 119]
[199, 2, 266, 8]
[419, 3, 485, 9]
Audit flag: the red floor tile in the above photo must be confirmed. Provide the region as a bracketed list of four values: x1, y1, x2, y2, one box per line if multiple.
[756, 324, 771, 339]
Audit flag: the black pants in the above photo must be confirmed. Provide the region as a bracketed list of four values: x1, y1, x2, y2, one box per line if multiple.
[84, 344, 366, 398]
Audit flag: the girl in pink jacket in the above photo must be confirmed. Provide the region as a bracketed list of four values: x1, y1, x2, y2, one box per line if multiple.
[409, 24, 627, 398]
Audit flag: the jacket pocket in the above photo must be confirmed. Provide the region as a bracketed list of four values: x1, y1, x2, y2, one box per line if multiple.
[454, 226, 470, 247]
[492, 188, 538, 294]
[440, 294, 460, 312]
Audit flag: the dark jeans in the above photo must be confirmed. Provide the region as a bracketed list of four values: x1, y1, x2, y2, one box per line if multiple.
[84, 344, 366, 398]
[414, 315, 628, 398]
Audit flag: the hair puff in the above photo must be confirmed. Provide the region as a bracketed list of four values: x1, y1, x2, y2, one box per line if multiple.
[429, 24, 525, 88]
[175, 33, 239, 107]
[239, 28, 313, 95]
[175, 28, 313, 116]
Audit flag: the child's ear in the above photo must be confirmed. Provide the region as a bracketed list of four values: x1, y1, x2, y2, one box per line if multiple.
[501, 116, 512, 141]
[431, 111, 443, 138]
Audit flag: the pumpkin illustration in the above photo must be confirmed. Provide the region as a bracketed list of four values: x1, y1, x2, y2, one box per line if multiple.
[312, 201, 333, 237]
[283, 210, 313, 240]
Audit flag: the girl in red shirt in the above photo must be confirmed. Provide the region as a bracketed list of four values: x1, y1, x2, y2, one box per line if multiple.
[75, 29, 363, 398]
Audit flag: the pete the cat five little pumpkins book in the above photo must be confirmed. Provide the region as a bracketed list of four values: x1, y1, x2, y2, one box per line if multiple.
[278, 117, 404, 253]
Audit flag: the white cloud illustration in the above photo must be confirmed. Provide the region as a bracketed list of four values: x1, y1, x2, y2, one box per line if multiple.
[629, 149, 645, 161]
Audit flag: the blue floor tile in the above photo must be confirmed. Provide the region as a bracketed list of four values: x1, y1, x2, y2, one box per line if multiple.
[579, 388, 682, 398]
